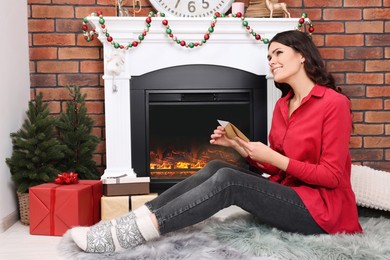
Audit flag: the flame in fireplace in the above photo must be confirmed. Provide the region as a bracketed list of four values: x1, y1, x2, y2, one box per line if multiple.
[149, 146, 243, 178]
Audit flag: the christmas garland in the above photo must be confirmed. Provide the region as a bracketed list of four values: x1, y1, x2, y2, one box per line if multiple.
[82, 11, 314, 50]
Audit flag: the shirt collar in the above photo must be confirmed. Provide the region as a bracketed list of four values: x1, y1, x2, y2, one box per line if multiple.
[283, 84, 326, 101]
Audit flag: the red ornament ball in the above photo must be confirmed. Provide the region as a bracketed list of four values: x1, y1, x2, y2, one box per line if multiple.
[309, 27, 315, 33]
[180, 40, 186, 46]
[236, 12, 242, 17]
[97, 11, 102, 16]
[146, 17, 152, 23]
[82, 25, 88, 31]
[299, 18, 305, 24]
[107, 36, 113, 42]
[132, 41, 138, 47]
[255, 34, 261, 40]
[204, 34, 210, 40]
[162, 20, 168, 26]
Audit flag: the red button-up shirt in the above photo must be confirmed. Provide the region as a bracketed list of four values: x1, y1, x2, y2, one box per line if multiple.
[250, 84, 362, 234]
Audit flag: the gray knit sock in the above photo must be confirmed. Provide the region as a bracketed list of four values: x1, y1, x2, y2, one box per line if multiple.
[71, 212, 145, 253]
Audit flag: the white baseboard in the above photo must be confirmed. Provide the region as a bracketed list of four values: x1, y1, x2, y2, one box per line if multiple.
[0, 210, 18, 233]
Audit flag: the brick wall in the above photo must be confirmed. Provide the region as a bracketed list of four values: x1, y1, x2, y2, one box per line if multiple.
[27, 0, 390, 174]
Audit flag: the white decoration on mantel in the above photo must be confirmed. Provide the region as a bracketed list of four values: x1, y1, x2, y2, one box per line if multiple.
[106, 49, 126, 92]
[87, 17, 299, 179]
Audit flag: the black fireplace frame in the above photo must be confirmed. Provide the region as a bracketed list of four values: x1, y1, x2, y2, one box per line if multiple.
[130, 64, 267, 192]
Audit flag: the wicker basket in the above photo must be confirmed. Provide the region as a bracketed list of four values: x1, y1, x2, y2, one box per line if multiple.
[17, 192, 30, 225]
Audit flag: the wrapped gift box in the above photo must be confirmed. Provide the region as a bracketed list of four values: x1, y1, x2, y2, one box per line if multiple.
[29, 180, 102, 236]
[101, 193, 158, 220]
[102, 176, 150, 196]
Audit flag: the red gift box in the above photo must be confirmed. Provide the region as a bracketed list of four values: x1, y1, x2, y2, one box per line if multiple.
[29, 180, 102, 236]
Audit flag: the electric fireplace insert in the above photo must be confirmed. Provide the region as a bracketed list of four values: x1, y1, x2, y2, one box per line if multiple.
[130, 64, 267, 192]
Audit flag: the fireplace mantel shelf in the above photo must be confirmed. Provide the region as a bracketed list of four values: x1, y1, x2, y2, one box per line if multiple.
[91, 17, 299, 179]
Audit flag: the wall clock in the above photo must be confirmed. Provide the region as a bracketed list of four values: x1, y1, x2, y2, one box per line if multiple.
[149, 0, 235, 17]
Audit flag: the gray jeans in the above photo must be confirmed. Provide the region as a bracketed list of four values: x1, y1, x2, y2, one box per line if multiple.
[145, 160, 325, 235]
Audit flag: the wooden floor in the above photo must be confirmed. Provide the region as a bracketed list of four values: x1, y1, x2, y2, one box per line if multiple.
[0, 206, 245, 260]
[0, 221, 65, 259]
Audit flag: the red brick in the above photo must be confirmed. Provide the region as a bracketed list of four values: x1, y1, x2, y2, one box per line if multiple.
[346, 47, 383, 59]
[28, 0, 51, 3]
[339, 85, 365, 97]
[31, 5, 74, 18]
[80, 87, 105, 100]
[367, 86, 390, 97]
[311, 35, 325, 47]
[353, 124, 384, 135]
[351, 99, 383, 110]
[80, 61, 104, 73]
[364, 137, 390, 148]
[344, 0, 382, 7]
[350, 149, 383, 161]
[56, 19, 84, 33]
[386, 73, 390, 84]
[303, 0, 341, 7]
[292, 9, 322, 20]
[364, 8, 390, 20]
[323, 9, 362, 20]
[279, 0, 302, 7]
[90, 115, 106, 127]
[365, 111, 390, 123]
[30, 47, 57, 60]
[47, 101, 61, 114]
[349, 136, 362, 148]
[30, 74, 57, 87]
[33, 34, 75, 46]
[318, 48, 344, 59]
[386, 125, 390, 134]
[386, 150, 390, 160]
[59, 47, 100, 59]
[386, 48, 390, 59]
[52, 0, 95, 4]
[385, 99, 390, 110]
[28, 19, 54, 32]
[325, 35, 364, 47]
[85, 101, 104, 113]
[37, 61, 79, 73]
[75, 7, 116, 18]
[366, 34, 390, 46]
[366, 60, 390, 72]
[327, 61, 363, 72]
[38, 87, 73, 100]
[385, 21, 390, 32]
[352, 112, 363, 122]
[346, 21, 384, 33]
[332, 73, 345, 85]
[314, 22, 344, 33]
[30, 61, 36, 73]
[346, 73, 383, 84]
[58, 74, 100, 87]
[91, 127, 103, 139]
[385, 0, 390, 6]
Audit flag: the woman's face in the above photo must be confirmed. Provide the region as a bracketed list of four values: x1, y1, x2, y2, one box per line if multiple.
[267, 42, 305, 84]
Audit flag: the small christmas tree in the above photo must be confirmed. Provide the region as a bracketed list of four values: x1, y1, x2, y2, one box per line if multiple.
[56, 85, 100, 180]
[6, 93, 66, 193]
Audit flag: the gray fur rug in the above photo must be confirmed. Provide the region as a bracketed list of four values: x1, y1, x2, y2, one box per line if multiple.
[59, 214, 390, 260]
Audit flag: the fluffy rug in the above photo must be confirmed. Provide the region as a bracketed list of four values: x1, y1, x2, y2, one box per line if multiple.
[59, 214, 390, 260]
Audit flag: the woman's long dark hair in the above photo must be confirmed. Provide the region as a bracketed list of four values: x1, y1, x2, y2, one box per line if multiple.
[268, 30, 343, 98]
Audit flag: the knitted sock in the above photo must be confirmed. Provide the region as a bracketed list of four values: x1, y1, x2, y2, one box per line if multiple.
[71, 212, 146, 253]
[135, 215, 160, 241]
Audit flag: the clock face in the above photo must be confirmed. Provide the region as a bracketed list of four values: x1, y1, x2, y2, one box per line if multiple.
[149, 0, 235, 17]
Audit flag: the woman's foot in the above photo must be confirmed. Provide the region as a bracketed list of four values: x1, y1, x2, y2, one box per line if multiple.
[71, 212, 145, 253]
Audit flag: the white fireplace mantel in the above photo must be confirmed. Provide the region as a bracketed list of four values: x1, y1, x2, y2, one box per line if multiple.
[88, 16, 299, 179]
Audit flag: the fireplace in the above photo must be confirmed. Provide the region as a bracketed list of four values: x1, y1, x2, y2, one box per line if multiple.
[87, 16, 299, 181]
[130, 64, 267, 191]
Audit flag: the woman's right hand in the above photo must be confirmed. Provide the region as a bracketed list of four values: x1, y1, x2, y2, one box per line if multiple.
[209, 126, 236, 147]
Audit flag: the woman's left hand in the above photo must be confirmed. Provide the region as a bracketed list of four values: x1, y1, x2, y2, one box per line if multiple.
[234, 138, 271, 162]
[235, 137, 289, 171]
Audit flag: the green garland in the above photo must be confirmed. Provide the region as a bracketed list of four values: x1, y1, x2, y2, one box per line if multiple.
[82, 11, 314, 50]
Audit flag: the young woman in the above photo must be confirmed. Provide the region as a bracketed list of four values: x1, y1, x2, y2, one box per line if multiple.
[71, 30, 362, 253]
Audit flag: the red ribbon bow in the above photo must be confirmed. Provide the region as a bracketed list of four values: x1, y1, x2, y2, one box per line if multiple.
[54, 172, 79, 184]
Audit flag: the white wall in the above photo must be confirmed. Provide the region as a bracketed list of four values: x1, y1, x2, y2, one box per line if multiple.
[0, 0, 30, 232]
